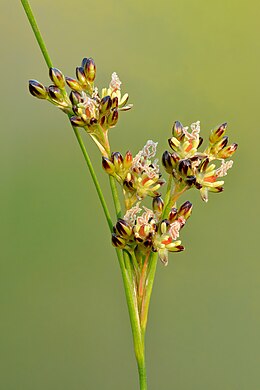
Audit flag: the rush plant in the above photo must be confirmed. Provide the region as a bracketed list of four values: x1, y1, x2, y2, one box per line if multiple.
[21, 1, 238, 389]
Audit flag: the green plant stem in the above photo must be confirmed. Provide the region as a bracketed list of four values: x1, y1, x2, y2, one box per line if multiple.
[109, 175, 122, 219]
[73, 127, 113, 231]
[21, 0, 53, 68]
[138, 359, 147, 390]
[109, 179, 147, 389]
[141, 252, 158, 334]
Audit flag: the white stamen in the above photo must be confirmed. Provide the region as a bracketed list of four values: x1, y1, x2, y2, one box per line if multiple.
[132, 140, 159, 178]
[124, 203, 141, 227]
[109, 72, 121, 92]
[183, 121, 200, 141]
[215, 160, 233, 177]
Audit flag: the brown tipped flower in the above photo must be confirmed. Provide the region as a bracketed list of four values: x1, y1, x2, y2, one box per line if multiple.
[111, 233, 126, 249]
[84, 58, 96, 82]
[111, 152, 123, 170]
[116, 219, 132, 238]
[123, 151, 133, 169]
[76, 66, 87, 85]
[65, 77, 83, 92]
[70, 116, 86, 127]
[49, 67, 65, 89]
[153, 196, 164, 215]
[178, 201, 193, 220]
[172, 121, 184, 140]
[178, 159, 193, 176]
[100, 96, 112, 114]
[162, 151, 173, 174]
[209, 122, 227, 144]
[29, 80, 48, 99]
[48, 85, 64, 102]
[102, 156, 115, 175]
[168, 207, 178, 223]
[218, 143, 238, 159]
[69, 90, 83, 106]
[107, 109, 119, 127]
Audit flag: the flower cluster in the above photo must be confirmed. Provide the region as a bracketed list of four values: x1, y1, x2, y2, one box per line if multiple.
[112, 198, 193, 265]
[102, 140, 165, 209]
[162, 121, 238, 202]
[29, 57, 132, 157]
[28, 56, 238, 266]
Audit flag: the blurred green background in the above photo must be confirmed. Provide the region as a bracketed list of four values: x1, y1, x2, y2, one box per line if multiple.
[0, 0, 259, 389]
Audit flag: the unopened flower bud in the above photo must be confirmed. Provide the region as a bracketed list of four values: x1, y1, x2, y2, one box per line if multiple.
[81, 57, 88, 68]
[116, 219, 132, 238]
[100, 96, 112, 114]
[172, 121, 184, 140]
[48, 85, 63, 102]
[162, 151, 173, 174]
[168, 207, 178, 222]
[66, 77, 83, 91]
[49, 67, 65, 89]
[178, 159, 192, 176]
[111, 233, 126, 248]
[111, 152, 123, 171]
[102, 156, 115, 174]
[123, 151, 133, 169]
[178, 201, 193, 220]
[69, 91, 83, 105]
[84, 58, 96, 82]
[107, 109, 119, 127]
[29, 80, 48, 99]
[153, 196, 164, 214]
[76, 66, 87, 85]
[70, 116, 86, 127]
[209, 122, 227, 144]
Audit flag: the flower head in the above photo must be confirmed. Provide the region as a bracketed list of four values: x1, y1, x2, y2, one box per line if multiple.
[162, 121, 237, 202]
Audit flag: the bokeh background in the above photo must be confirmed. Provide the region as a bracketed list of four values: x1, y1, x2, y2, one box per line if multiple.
[1, 0, 259, 389]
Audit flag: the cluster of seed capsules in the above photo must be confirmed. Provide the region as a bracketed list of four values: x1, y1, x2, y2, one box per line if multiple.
[112, 196, 193, 265]
[29, 57, 132, 156]
[162, 121, 238, 202]
[102, 141, 165, 209]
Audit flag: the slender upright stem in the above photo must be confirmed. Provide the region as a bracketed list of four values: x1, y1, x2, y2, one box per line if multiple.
[109, 175, 122, 219]
[141, 252, 158, 334]
[21, 0, 53, 68]
[138, 359, 147, 390]
[73, 127, 113, 231]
